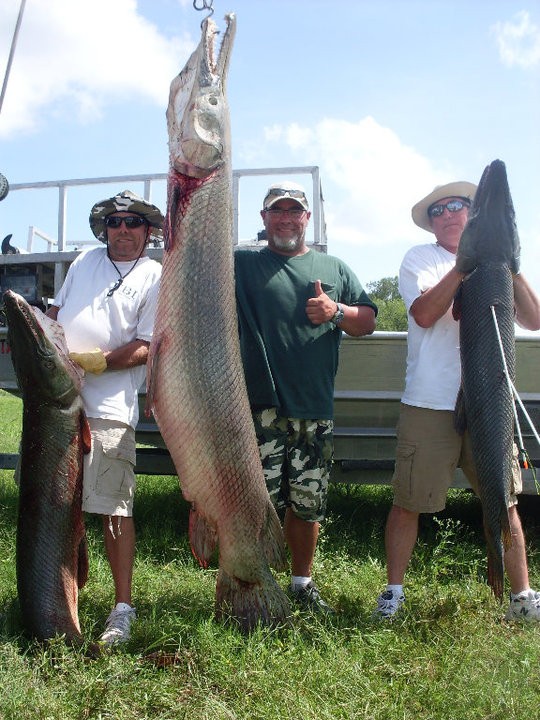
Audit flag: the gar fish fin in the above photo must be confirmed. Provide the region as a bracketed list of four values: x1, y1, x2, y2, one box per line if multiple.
[145, 336, 162, 417]
[78, 534, 89, 589]
[486, 550, 505, 602]
[189, 504, 218, 569]
[262, 501, 288, 572]
[453, 386, 467, 435]
[501, 507, 512, 553]
[81, 412, 92, 454]
[215, 566, 291, 633]
[484, 508, 511, 602]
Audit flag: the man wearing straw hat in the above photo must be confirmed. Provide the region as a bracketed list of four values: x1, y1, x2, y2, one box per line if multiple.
[373, 181, 540, 622]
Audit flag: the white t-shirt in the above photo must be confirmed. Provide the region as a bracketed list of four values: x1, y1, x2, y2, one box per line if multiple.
[399, 242, 461, 411]
[54, 247, 162, 428]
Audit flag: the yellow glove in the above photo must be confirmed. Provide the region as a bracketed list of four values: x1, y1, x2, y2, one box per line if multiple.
[69, 348, 107, 374]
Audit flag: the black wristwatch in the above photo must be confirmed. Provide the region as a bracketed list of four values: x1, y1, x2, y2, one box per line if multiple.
[330, 302, 344, 326]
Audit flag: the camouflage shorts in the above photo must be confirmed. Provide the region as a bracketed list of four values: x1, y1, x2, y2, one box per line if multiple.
[252, 407, 334, 522]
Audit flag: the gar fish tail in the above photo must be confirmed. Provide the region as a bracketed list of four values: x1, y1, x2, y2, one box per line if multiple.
[3, 290, 91, 642]
[147, 14, 290, 631]
[453, 159, 520, 599]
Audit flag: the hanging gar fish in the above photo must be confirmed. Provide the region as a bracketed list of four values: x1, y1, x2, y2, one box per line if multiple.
[453, 159, 521, 600]
[147, 13, 290, 631]
[3, 290, 91, 642]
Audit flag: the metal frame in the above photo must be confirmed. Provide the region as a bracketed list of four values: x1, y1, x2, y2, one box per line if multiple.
[7, 165, 327, 251]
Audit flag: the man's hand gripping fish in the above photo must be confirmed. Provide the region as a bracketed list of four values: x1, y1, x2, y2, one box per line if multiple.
[147, 13, 290, 632]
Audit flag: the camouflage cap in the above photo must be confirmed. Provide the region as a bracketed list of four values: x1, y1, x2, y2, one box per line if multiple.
[89, 189, 164, 243]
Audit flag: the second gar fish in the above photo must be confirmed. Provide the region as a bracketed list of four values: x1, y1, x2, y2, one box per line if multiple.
[147, 13, 290, 631]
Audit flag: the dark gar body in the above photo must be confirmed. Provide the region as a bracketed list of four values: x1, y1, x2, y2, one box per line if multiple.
[147, 14, 290, 631]
[4, 290, 90, 642]
[454, 160, 520, 599]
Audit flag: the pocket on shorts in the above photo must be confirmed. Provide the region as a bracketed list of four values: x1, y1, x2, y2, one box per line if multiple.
[392, 442, 416, 495]
[95, 442, 135, 499]
[510, 443, 523, 497]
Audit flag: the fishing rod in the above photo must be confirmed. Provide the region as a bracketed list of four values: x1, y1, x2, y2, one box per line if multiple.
[490, 305, 540, 480]
[0, 0, 28, 202]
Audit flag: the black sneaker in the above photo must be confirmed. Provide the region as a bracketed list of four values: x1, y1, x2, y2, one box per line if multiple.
[290, 581, 335, 614]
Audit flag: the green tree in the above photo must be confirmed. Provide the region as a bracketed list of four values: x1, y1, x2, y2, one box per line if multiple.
[367, 276, 407, 331]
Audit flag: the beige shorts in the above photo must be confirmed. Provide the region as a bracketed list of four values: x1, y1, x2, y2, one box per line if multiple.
[82, 417, 136, 517]
[392, 403, 522, 513]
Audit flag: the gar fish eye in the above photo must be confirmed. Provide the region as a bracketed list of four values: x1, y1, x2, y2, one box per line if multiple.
[208, 96, 218, 106]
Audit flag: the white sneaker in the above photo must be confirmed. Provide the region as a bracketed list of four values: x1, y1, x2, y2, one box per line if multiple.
[99, 604, 136, 645]
[504, 589, 540, 622]
[373, 589, 405, 619]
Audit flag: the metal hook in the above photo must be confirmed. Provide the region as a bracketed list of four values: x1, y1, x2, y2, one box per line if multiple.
[193, 0, 214, 23]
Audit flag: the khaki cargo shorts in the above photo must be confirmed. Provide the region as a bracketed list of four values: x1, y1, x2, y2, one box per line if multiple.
[252, 407, 334, 523]
[392, 403, 522, 514]
[82, 417, 136, 517]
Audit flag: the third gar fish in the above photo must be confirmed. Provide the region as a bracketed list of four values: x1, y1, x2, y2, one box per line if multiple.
[453, 159, 520, 599]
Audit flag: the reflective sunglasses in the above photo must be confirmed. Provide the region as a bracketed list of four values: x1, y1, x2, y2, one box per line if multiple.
[104, 215, 147, 229]
[264, 187, 307, 206]
[265, 207, 306, 217]
[428, 199, 470, 218]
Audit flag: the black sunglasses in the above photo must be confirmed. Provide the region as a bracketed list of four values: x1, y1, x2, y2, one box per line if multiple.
[105, 215, 147, 229]
[428, 199, 470, 218]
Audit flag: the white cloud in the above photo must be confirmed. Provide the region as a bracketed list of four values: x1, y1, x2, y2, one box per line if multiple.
[0, 0, 195, 138]
[492, 10, 540, 68]
[240, 115, 474, 282]
[249, 115, 540, 289]
[258, 116, 450, 245]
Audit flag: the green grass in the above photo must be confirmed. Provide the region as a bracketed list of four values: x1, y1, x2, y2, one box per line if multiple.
[1, 388, 540, 719]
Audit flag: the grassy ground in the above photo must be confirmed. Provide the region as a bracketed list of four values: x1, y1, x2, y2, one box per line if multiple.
[1, 389, 540, 719]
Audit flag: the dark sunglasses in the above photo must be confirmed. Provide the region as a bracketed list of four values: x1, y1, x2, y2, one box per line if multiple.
[105, 215, 147, 229]
[428, 199, 470, 218]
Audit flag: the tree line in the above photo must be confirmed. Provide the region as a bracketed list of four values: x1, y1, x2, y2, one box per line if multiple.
[366, 276, 407, 331]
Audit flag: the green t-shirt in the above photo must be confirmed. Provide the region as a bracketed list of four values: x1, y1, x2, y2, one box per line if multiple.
[234, 247, 377, 420]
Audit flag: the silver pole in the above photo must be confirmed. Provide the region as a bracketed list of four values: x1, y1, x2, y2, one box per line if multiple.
[0, 0, 27, 114]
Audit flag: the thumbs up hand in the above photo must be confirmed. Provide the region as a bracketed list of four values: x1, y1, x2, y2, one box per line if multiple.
[305, 279, 338, 325]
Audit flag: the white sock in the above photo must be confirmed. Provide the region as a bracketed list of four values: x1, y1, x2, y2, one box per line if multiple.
[386, 584, 404, 597]
[510, 588, 530, 600]
[114, 602, 133, 612]
[291, 575, 311, 590]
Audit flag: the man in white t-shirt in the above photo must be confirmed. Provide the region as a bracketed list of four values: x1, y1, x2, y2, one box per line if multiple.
[373, 181, 540, 622]
[47, 190, 163, 644]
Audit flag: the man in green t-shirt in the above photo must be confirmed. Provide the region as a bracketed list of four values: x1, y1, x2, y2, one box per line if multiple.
[235, 181, 377, 612]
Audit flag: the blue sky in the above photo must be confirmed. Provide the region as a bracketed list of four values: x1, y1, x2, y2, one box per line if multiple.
[1, 0, 539, 306]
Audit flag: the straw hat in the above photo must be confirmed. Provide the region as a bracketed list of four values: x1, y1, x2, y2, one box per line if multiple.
[411, 181, 477, 232]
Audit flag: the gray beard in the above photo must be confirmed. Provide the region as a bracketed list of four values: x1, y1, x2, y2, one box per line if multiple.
[270, 233, 301, 251]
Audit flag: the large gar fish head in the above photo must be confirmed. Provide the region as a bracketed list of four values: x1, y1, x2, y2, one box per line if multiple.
[456, 159, 521, 274]
[166, 13, 236, 179]
[3, 290, 84, 404]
